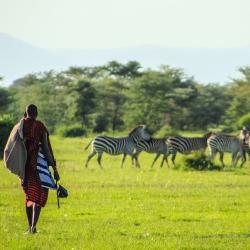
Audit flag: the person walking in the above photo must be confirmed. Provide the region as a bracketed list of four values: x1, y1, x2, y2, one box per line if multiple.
[23, 104, 60, 233]
[5, 104, 60, 234]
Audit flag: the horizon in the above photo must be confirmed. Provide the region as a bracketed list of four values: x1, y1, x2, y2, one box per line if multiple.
[1, 32, 250, 51]
[0, 32, 248, 86]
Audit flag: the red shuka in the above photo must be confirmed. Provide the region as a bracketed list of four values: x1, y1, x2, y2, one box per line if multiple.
[22, 118, 50, 207]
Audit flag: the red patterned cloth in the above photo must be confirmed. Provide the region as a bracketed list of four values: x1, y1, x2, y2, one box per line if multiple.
[22, 118, 49, 207]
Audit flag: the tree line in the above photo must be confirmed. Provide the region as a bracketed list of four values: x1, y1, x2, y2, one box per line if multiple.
[1, 61, 250, 135]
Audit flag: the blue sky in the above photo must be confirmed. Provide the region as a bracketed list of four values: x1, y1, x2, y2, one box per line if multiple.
[1, 0, 249, 49]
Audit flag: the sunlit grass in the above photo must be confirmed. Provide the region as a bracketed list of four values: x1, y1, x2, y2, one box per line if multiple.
[1, 136, 250, 249]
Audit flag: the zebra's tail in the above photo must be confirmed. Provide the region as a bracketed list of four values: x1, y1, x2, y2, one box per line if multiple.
[85, 139, 93, 150]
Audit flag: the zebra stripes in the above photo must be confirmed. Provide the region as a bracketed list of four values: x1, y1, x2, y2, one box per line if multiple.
[93, 136, 130, 155]
[243, 142, 250, 159]
[85, 125, 150, 168]
[85, 126, 250, 169]
[165, 132, 212, 165]
[133, 138, 169, 168]
[207, 134, 245, 167]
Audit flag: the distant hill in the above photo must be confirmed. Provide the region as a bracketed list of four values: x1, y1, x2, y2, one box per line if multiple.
[0, 33, 249, 85]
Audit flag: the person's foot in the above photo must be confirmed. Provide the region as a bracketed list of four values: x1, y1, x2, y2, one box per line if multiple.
[24, 227, 31, 234]
[31, 227, 37, 234]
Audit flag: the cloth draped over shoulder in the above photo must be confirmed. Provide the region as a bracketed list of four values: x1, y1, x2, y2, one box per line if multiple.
[4, 118, 56, 181]
[4, 119, 27, 181]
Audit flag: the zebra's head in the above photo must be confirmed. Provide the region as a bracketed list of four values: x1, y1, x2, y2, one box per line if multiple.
[129, 125, 151, 141]
[239, 127, 250, 144]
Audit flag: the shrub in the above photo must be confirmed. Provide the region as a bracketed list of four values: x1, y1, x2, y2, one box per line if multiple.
[56, 124, 86, 137]
[93, 114, 109, 133]
[238, 113, 250, 130]
[154, 125, 178, 138]
[0, 115, 15, 158]
[184, 152, 221, 171]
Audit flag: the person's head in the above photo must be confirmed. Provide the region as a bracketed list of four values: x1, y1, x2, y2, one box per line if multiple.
[25, 104, 38, 119]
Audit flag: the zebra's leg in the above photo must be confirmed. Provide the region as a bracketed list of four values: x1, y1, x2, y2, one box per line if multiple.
[163, 151, 170, 168]
[85, 151, 97, 168]
[208, 148, 216, 166]
[231, 152, 238, 167]
[121, 153, 127, 168]
[164, 154, 170, 168]
[159, 154, 169, 168]
[131, 154, 135, 166]
[240, 151, 246, 167]
[133, 152, 140, 168]
[236, 150, 246, 167]
[97, 152, 103, 169]
[171, 150, 177, 166]
[133, 153, 141, 168]
[151, 153, 160, 168]
[219, 152, 225, 168]
[160, 155, 166, 168]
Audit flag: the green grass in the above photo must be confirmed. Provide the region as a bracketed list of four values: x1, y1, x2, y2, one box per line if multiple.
[1, 136, 250, 249]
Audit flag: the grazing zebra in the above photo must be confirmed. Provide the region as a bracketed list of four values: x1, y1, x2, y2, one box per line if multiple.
[207, 134, 246, 167]
[85, 125, 151, 168]
[165, 132, 213, 165]
[133, 138, 170, 168]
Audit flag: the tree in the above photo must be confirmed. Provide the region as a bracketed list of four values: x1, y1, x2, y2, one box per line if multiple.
[126, 66, 197, 132]
[95, 78, 127, 132]
[0, 87, 11, 114]
[224, 67, 250, 130]
[103, 60, 141, 79]
[187, 84, 230, 129]
[73, 80, 97, 127]
[10, 71, 71, 132]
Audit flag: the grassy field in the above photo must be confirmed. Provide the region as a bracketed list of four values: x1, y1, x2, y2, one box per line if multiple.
[1, 136, 250, 250]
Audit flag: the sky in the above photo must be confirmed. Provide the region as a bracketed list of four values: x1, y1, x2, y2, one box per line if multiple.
[1, 0, 250, 49]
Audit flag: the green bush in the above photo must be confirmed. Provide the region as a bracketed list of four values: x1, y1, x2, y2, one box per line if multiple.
[154, 125, 178, 138]
[0, 115, 15, 158]
[56, 124, 86, 137]
[184, 152, 221, 171]
[93, 114, 109, 133]
[238, 113, 250, 130]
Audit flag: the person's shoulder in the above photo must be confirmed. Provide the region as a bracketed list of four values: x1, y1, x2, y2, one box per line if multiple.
[35, 120, 47, 129]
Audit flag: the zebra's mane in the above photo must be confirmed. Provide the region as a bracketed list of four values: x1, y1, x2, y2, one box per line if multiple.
[203, 131, 215, 138]
[128, 125, 144, 136]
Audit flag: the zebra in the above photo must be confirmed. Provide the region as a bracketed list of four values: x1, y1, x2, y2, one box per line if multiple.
[133, 138, 170, 168]
[84, 125, 151, 168]
[207, 133, 247, 167]
[165, 132, 213, 165]
[242, 141, 250, 161]
[239, 127, 250, 160]
[239, 127, 249, 143]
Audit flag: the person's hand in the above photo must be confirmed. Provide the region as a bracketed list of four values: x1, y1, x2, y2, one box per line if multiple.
[54, 169, 60, 181]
